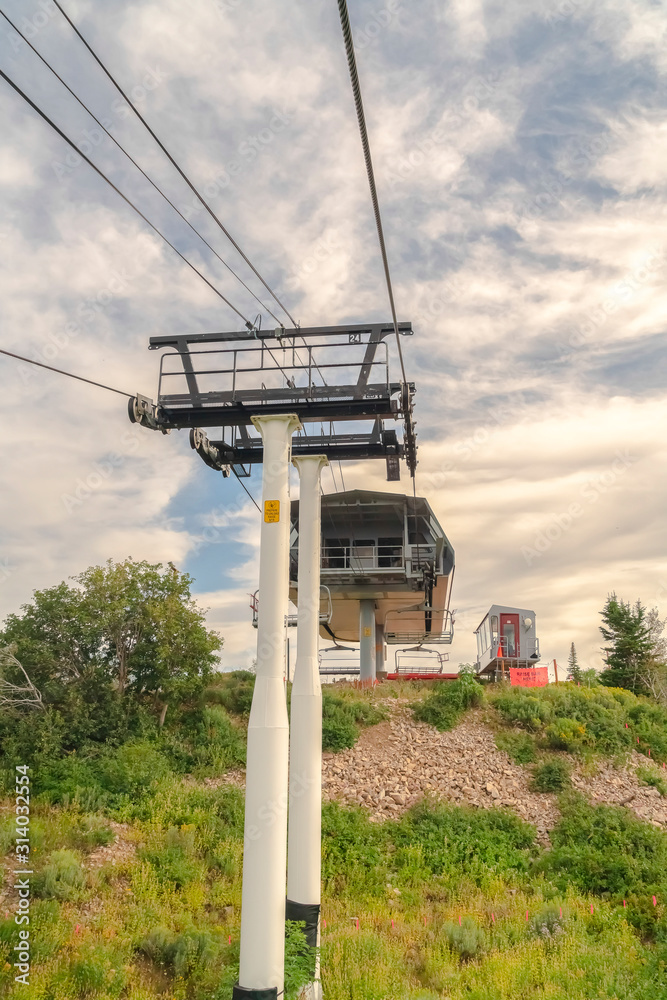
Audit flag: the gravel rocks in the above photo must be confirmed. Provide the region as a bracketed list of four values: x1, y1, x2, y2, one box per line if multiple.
[571, 757, 667, 828]
[322, 708, 560, 842]
[84, 821, 137, 870]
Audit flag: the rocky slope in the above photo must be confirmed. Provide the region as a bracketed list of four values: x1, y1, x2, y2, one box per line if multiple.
[321, 701, 667, 840]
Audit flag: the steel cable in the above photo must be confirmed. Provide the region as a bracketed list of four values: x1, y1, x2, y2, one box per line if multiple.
[52, 0, 298, 329]
[0, 8, 284, 328]
[0, 347, 132, 397]
[0, 66, 254, 326]
[335, 0, 408, 384]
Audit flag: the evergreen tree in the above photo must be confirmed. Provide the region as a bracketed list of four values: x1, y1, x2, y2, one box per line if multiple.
[598, 594, 652, 693]
[567, 642, 582, 683]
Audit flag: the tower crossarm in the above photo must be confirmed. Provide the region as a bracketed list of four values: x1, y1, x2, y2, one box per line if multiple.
[134, 322, 417, 480]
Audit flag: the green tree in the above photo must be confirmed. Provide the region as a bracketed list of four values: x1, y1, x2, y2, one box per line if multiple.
[599, 594, 652, 693]
[1, 581, 106, 690]
[0, 581, 116, 747]
[74, 559, 221, 724]
[1, 558, 222, 730]
[567, 642, 582, 683]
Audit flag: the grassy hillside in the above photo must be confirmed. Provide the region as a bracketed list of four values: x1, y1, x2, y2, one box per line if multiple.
[1, 678, 666, 999]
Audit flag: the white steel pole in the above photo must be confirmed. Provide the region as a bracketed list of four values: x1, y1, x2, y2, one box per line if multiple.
[287, 455, 328, 1000]
[234, 413, 302, 1000]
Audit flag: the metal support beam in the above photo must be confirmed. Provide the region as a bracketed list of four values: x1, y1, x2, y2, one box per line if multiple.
[234, 414, 301, 1000]
[287, 455, 328, 1000]
[210, 440, 404, 465]
[359, 600, 376, 686]
[155, 394, 402, 429]
[148, 322, 413, 349]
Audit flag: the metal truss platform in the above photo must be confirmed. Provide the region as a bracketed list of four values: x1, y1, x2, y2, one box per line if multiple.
[130, 323, 418, 480]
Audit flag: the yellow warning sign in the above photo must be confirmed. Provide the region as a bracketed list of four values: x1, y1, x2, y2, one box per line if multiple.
[362, 626, 372, 638]
[264, 500, 280, 523]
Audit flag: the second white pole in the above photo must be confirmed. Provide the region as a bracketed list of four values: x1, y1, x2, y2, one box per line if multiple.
[287, 454, 328, 1000]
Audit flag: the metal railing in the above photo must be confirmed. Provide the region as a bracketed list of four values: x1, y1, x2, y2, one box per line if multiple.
[408, 544, 437, 570]
[384, 608, 454, 645]
[485, 636, 541, 659]
[394, 650, 450, 674]
[158, 339, 390, 406]
[250, 586, 333, 629]
[321, 543, 405, 573]
[318, 653, 360, 676]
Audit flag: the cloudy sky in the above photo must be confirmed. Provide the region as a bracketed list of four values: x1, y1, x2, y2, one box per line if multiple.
[1, 0, 666, 675]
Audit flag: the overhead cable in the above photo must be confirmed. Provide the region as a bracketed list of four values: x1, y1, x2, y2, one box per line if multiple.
[232, 468, 261, 513]
[0, 9, 284, 328]
[0, 347, 133, 397]
[52, 0, 298, 329]
[0, 66, 254, 327]
[335, 0, 408, 384]
[0, 13, 284, 327]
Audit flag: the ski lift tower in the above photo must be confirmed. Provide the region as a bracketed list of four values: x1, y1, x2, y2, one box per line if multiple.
[289, 489, 455, 684]
[129, 322, 417, 1000]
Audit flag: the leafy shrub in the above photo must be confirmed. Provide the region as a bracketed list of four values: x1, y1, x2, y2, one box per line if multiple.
[544, 717, 588, 752]
[165, 706, 247, 773]
[327, 800, 537, 898]
[494, 730, 536, 764]
[492, 683, 667, 762]
[322, 711, 358, 752]
[638, 767, 667, 797]
[70, 814, 115, 850]
[623, 893, 667, 940]
[33, 849, 86, 900]
[531, 760, 571, 792]
[534, 793, 667, 938]
[530, 903, 566, 942]
[21, 899, 64, 963]
[343, 698, 386, 728]
[629, 700, 667, 763]
[141, 825, 204, 888]
[207, 675, 384, 752]
[321, 691, 385, 752]
[284, 921, 318, 1000]
[392, 802, 536, 887]
[54, 942, 128, 998]
[322, 799, 535, 898]
[442, 916, 488, 960]
[321, 802, 387, 895]
[209, 841, 241, 878]
[412, 673, 483, 732]
[62, 786, 110, 814]
[139, 925, 218, 977]
[97, 739, 172, 796]
[494, 692, 552, 730]
[119, 782, 245, 843]
[37, 739, 174, 808]
[34, 751, 107, 807]
[205, 671, 256, 715]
